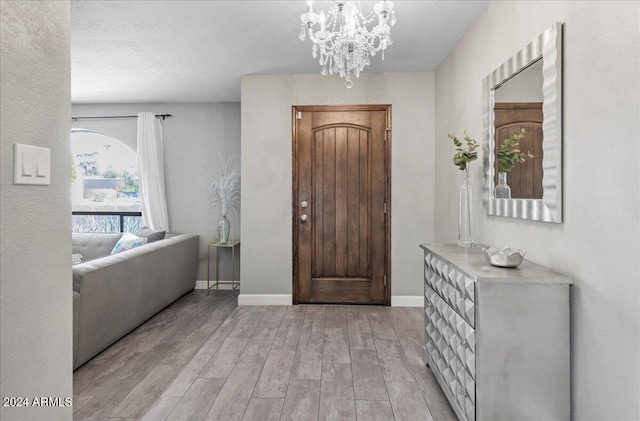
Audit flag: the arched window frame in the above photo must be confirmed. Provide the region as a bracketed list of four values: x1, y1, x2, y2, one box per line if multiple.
[71, 129, 143, 233]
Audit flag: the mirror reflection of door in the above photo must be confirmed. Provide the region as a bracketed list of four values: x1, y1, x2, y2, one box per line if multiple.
[493, 59, 544, 199]
[493, 103, 543, 199]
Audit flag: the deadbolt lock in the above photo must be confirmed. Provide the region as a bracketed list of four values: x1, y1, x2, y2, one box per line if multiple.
[301, 200, 308, 208]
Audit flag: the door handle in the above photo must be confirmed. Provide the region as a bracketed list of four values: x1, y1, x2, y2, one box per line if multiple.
[300, 214, 308, 222]
[301, 200, 308, 208]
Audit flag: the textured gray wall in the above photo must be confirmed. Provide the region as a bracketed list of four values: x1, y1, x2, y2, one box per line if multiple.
[1, 1, 73, 420]
[71, 103, 241, 282]
[434, 2, 640, 419]
[240, 72, 435, 301]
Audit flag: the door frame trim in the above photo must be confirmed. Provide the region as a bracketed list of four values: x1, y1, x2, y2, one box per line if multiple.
[292, 104, 392, 305]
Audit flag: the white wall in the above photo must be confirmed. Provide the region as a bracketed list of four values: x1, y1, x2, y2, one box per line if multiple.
[71, 103, 241, 281]
[0, 1, 73, 420]
[241, 72, 434, 304]
[434, 1, 639, 419]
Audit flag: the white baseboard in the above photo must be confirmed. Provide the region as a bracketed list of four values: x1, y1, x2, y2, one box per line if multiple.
[238, 294, 292, 306]
[195, 280, 238, 290]
[391, 295, 423, 307]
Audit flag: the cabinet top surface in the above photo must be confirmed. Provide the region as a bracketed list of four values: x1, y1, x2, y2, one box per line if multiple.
[420, 244, 572, 284]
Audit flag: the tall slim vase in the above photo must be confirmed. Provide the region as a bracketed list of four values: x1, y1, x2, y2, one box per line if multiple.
[458, 168, 473, 247]
[217, 214, 230, 245]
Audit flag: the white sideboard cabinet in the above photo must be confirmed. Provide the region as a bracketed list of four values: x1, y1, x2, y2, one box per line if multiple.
[420, 244, 572, 421]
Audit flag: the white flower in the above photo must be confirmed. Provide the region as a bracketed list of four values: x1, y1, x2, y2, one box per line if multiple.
[205, 154, 241, 216]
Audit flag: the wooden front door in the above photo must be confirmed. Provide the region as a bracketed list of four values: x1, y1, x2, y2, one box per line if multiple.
[293, 105, 390, 305]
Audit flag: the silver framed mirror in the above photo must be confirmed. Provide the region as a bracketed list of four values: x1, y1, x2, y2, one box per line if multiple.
[483, 22, 563, 223]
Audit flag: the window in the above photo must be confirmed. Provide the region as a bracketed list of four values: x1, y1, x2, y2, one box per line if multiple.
[71, 129, 143, 233]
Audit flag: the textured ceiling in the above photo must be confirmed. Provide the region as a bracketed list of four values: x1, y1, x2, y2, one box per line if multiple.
[71, 1, 489, 103]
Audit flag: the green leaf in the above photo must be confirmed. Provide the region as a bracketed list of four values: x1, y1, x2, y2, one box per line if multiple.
[447, 130, 478, 171]
[497, 129, 532, 172]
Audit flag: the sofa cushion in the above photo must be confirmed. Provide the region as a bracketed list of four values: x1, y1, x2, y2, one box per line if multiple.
[72, 233, 123, 261]
[111, 233, 148, 254]
[135, 226, 166, 243]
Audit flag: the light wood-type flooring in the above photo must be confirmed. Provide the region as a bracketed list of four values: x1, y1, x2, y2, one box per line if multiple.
[73, 290, 456, 421]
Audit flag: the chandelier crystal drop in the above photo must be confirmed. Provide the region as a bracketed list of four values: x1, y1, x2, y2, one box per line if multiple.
[299, 0, 396, 88]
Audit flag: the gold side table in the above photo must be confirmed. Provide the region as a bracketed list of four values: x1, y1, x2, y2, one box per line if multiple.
[207, 239, 240, 295]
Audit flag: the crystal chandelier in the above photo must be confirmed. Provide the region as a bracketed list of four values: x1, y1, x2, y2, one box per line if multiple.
[299, 0, 396, 88]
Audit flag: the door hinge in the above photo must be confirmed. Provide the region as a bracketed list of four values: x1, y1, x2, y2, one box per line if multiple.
[384, 202, 387, 214]
[384, 274, 387, 287]
[296, 111, 302, 120]
[384, 128, 391, 141]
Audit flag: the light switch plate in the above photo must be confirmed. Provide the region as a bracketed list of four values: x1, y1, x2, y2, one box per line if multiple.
[14, 143, 51, 185]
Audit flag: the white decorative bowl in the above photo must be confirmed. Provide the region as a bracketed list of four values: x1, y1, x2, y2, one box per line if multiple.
[482, 247, 526, 268]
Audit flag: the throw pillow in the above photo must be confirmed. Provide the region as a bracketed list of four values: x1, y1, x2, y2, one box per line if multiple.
[135, 226, 166, 243]
[111, 233, 148, 254]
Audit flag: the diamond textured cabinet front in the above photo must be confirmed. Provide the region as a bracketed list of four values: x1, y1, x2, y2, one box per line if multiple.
[420, 244, 572, 421]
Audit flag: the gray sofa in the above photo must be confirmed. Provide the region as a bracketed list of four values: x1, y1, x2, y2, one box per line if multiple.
[72, 232, 199, 369]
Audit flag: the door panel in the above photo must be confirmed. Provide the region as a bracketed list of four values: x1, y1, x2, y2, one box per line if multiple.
[312, 126, 370, 279]
[294, 106, 390, 304]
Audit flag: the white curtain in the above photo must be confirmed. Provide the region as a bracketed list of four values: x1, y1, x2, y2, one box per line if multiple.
[137, 112, 169, 231]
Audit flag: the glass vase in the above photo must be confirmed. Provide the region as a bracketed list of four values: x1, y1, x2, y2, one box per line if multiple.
[495, 171, 511, 199]
[217, 214, 230, 245]
[458, 168, 473, 247]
